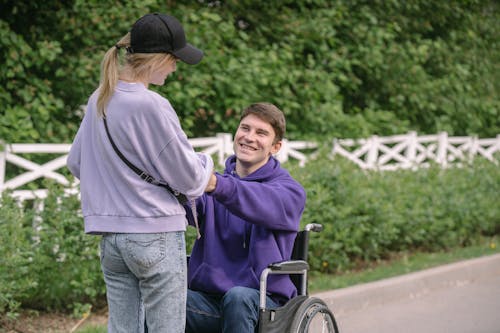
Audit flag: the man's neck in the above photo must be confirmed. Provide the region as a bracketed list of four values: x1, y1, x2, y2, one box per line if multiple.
[235, 158, 268, 178]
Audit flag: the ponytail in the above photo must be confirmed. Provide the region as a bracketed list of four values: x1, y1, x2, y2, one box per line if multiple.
[97, 33, 130, 118]
[96, 33, 175, 118]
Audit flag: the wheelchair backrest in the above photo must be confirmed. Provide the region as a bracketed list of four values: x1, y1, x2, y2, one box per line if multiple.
[290, 230, 310, 294]
[291, 230, 310, 262]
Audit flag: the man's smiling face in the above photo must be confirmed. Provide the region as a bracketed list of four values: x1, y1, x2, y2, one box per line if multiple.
[233, 114, 281, 176]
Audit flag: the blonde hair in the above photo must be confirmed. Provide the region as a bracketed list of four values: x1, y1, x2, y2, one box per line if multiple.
[97, 33, 176, 117]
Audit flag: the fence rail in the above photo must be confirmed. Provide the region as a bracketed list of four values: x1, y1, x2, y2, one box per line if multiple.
[332, 132, 500, 171]
[1, 132, 498, 201]
[0, 134, 317, 201]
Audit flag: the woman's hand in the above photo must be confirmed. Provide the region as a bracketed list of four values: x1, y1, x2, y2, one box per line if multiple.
[205, 173, 217, 192]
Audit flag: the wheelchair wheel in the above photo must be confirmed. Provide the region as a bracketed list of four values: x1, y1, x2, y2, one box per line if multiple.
[289, 297, 339, 333]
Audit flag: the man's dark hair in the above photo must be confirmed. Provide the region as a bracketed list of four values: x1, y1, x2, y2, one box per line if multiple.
[240, 103, 286, 143]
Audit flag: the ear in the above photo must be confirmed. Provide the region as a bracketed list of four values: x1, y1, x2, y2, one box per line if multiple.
[271, 140, 282, 155]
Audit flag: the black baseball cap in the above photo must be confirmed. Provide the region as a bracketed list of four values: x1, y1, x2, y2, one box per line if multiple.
[129, 13, 203, 65]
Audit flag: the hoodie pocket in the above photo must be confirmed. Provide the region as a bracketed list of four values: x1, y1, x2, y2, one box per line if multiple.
[190, 262, 231, 293]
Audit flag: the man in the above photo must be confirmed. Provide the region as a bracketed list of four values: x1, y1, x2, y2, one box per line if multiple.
[185, 102, 307, 333]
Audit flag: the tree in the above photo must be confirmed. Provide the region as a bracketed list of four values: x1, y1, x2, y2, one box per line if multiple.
[1, 0, 498, 143]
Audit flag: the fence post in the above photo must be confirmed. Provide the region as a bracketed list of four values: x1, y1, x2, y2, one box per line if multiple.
[406, 131, 417, 169]
[437, 132, 448, 167]
[366, 135, 379, 169]
[469, 135, 478, 162]
[217, 133, 233, 166]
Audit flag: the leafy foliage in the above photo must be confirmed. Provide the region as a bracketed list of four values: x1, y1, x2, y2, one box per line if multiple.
[1, 157, 498, 315]
[290, 150, 500, 273]
[0, 0, 498, 318]
[1, 0, 498, 142]
[0, 183, 105, 317]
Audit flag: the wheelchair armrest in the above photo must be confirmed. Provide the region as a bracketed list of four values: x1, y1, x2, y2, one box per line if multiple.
[260, 260, 309, 309]
[268, 260, 309, 272]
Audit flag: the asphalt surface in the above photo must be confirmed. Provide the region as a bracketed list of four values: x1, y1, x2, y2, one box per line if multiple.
[314, 253, 500, 333]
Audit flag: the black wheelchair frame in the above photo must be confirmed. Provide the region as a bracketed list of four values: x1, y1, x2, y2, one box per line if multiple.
[257, 223, 339, 333]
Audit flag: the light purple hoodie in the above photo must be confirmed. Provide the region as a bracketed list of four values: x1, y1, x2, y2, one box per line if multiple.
[67, 81, 213, 234]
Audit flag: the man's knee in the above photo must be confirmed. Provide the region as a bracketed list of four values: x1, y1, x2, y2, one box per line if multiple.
[223, 286, 259, 308]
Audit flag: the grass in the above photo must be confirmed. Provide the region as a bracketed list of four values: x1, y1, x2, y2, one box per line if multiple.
[75, 236, 499, 332]
[77, 326, 106, 333]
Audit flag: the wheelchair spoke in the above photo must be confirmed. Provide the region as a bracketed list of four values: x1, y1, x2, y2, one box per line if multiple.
[289, 297, 339, 333]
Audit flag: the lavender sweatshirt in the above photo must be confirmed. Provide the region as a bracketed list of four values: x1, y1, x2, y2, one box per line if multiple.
[67, 81, 213, 234]
[187, 155, 306, 304]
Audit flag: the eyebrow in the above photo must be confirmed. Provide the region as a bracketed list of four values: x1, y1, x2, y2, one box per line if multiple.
[256, 128, 270, 135]
[240, 122, 270, 134]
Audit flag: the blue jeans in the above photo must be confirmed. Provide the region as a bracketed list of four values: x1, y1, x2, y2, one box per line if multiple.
[185, 286, 279, 333]
[100, 232, 186, 333]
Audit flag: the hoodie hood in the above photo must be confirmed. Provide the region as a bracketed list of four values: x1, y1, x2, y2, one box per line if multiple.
[224, 155, 281, 182]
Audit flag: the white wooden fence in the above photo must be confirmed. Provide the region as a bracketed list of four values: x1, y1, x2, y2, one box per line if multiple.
[1, 132, 498, 202]
[0, 134, 317, 201]
[332, 132, 499, 171]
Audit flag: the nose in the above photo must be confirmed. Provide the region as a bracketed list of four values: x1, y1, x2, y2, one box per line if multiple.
[243, 131, 257, 142]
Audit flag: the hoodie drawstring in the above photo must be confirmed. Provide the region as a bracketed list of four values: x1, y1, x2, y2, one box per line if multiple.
[190, 199, 201, 239]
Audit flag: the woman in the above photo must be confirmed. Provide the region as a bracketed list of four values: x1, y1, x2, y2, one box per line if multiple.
[67, 13, 213, 332]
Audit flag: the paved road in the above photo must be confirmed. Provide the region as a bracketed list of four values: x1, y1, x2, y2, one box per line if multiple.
[315, 254, 500, 333]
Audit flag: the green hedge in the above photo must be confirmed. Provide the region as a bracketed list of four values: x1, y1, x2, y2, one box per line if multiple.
[0, 184, 104, 318]
[290, 151, 500, 273]
[1, 1, 499, 143]
[1, 158, 499, 317]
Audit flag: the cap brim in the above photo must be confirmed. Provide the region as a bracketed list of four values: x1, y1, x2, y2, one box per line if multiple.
[173, 43, 203, 65]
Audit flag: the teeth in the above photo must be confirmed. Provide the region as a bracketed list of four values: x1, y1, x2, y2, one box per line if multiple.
[240, 144, 255, 151]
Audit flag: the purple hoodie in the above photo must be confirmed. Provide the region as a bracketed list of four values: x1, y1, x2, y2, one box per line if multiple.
[186, 155, 306, 304]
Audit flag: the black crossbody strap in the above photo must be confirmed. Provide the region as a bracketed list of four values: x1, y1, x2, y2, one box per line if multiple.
[103, 117, 188, 204]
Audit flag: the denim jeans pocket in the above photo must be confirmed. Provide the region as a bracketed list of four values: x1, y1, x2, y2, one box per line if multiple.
[125, 233, 167, 269]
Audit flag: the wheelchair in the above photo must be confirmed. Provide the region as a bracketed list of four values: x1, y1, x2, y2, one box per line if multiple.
[257, 223, 339, 333]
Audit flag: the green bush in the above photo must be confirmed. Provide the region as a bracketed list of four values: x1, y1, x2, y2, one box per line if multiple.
[1, 1, 498, 142]
[0, 183, 105, 317]
[289, 150, 500, 273]
[1, 157, 498, 316]
[0, 194, 35, 318]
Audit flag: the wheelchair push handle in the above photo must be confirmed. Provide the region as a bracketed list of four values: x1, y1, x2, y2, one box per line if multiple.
[305, 223, 323, 232]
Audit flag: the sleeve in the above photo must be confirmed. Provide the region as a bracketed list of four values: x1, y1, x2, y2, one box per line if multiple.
[209, 173, 306, 231]
[155, 135, 214, 198]
[125, 95, 214, 199]
[66, 115, 87, 179]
